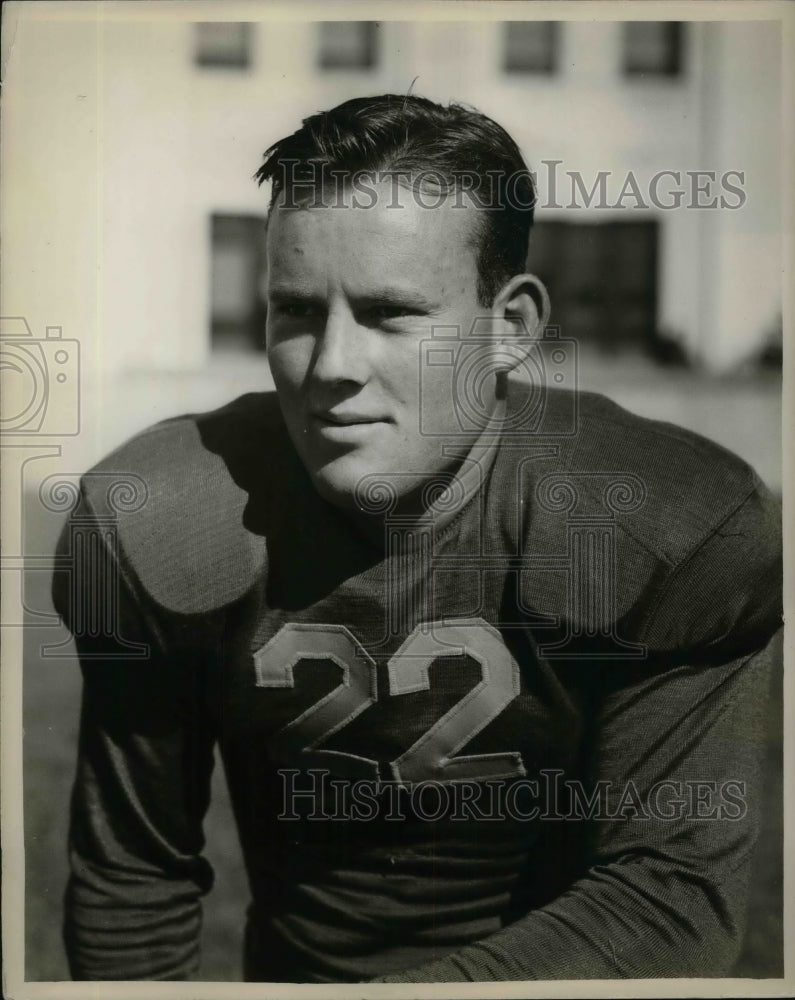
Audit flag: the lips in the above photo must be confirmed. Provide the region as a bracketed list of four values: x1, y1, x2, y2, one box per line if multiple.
[307, 410, 389, 444]
[312, 411, 386, 426]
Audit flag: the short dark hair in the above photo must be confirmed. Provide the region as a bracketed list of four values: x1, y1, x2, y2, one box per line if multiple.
[254, 94, 536, 306]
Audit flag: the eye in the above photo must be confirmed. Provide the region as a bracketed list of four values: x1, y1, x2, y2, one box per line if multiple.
[365, 304, 423, 325]
[274, 301, 322, 320]
[371, 305, 405, 320]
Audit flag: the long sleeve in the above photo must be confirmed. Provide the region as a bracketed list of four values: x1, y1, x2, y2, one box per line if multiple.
[372, 633, 779, 982]
[53, 486, 217, 980]
[372, 478, 783, 983]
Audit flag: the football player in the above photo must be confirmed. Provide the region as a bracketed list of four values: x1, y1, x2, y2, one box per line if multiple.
[54, 94, 782, 982]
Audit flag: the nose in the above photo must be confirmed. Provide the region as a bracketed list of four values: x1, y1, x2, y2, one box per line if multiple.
[311, 307, 369, 387]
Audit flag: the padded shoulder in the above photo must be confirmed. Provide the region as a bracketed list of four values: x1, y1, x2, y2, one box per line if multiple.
[502, 383, 781, 656]
[77, 393, 285, 615]
[516, 385, 763, 565]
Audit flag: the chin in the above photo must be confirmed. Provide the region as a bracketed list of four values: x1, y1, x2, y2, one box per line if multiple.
[310, 475, 359, 512]
[309, 456, 414, 517]
[308, 461, 369, 514]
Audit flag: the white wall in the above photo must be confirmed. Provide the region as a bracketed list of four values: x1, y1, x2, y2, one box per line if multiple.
[2, 8, 784, 472]
[697, 21, 782, 370]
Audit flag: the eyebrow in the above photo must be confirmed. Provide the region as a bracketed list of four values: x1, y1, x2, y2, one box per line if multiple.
[268, 287, 324, 303]
[268, 286, 440, 311]
[354, 288, 439, 310]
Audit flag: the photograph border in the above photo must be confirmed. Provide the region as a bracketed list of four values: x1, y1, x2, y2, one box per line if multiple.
[2, 1, 792, 998]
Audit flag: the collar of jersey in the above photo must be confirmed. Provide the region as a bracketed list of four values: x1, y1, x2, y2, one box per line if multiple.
[402, 395, 507, 542]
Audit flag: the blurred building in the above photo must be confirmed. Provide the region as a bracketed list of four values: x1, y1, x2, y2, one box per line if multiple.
[3, 14, 783, 478]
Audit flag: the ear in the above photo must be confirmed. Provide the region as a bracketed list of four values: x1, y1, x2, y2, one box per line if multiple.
[492, 274, 551, 341]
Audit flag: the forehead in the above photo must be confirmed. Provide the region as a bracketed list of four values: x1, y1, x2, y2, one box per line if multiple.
[265, 180, 482, 289]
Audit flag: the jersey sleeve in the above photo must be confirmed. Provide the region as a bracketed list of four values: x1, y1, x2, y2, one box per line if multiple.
[371, 633, 779, 982]
[52, 483, 217, 980]
[637, 474, 782, 660]
[372, 480, 783, 983]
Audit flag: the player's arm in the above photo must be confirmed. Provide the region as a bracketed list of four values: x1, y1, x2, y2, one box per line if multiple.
[375, 635, 780, 982]
[53, 484, 217, 980]
[373, 479, 782, 982]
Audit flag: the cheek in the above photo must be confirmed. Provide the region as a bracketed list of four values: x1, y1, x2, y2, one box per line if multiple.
[267, 338, 308, 394]
[379, 337, 426, 401]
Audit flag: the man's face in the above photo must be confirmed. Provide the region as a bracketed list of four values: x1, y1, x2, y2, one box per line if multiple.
[265, 181, 495, 514]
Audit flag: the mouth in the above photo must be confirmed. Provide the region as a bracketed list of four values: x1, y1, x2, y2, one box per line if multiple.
[311, 411, 387, 427]
[309, 410, 389, 441]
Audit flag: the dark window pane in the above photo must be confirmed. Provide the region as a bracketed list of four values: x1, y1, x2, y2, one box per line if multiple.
[623, 22, 682, 77]
[210, 214, 267, 353]
[318, 22, 379, 70]
[503, 22, 559, 74]
[525, 220, 659, 353]
[195, 22, 251, 69]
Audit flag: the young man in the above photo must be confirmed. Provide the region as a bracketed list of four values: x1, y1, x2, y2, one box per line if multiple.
[54, 95, 782, 983]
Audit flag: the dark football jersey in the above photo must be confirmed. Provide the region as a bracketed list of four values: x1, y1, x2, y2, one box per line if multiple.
[53, 381, 782, 982]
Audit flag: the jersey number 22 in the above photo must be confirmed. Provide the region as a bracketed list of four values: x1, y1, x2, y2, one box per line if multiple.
[254, 618, 526, 786]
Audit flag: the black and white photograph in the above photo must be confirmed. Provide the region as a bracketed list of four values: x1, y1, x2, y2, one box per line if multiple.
[1, 1, 791, 996]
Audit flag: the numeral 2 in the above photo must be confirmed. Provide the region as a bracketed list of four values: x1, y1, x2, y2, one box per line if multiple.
[254, 624, 379, 781]
[254, 618, 525, 785]
[388, 621, 525, 784]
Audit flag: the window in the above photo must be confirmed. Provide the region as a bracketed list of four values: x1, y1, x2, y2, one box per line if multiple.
[210, 215, 267, 353]
[503, 22, 559, 74]
[318, 22, 379, 70]
[622, 22, 683, 77]
[525, 220, 659, 353]
[195, 22, 251, 69]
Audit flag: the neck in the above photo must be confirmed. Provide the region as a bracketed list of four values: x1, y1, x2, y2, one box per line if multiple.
[342, 393, 509, 549]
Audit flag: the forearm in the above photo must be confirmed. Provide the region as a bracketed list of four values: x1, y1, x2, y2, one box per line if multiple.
[63, 714, 216, 980]
[372, 854, 747, 982]
[374, 637, 778, 983]
[64, 860, 207, 980]
[55, 490, 217, 980]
